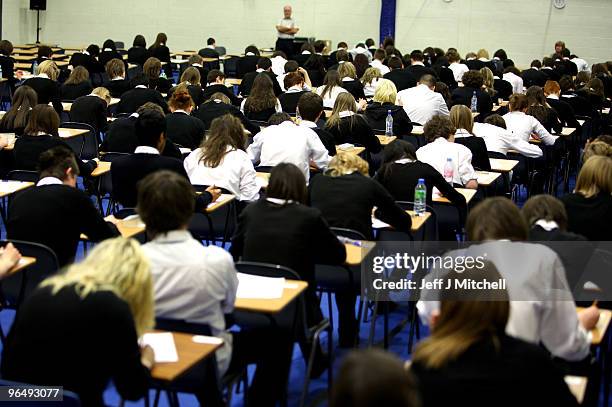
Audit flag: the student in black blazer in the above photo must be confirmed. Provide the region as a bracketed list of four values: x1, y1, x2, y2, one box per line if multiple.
[383, 56, 417, 92]
[303, 54, 327, 88]
[236, 45, 260, 78]
[450, 105, 491, 171]
[544, 81, 580, 128]
[521, 60, 548, 88]
[1, 237, 153, 406]
[184, 55, 209, 90]
[522, 194, 586, 241]
[111, 109, 216, 208]
[338, 62, 366, 100]
[101, 103, 182, 158]
[406, 50, 437, 81]
[127, 35, 151, 66]
[0, 85, 37, 137]
[294, 43, 315, 67]
[278, 72, 309, 114]
[493, 75, 513, 101]
[0, 40, 17, 90]
[148, 33, 172, 78]
[99, 39, 124, 69]
[202, 69, 240, 106]
[69, 88, 110, 134]
[69, 44, 104, 75]
[364, 79, 413, 136]
[239, 57, 283, 97]
[526, 86, 563, 134]
[198, 37, 220, 59]
[451, 70, 493, 117]
[60, 66, 93, 101]
[165, 87, 206, 150]
[135, 57, 172, 94]
[7, 146, 118, 267]
[411, 264, 579, 407]
[14, 105, 97, 177]
[309, 154, 412, 346]
[194, 93, 260, 135]
[168, 67, 205, 107]
[117, 75, 168, 114]
[102, 59, 131, 98]
[23, 60, 63, 116]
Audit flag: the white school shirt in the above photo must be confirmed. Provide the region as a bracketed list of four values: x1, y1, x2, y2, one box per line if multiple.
[416, 137, 476, 186]
[397, 84, 449, 125]
[363, 77, 382, 98]
[502, 111, 558, 146]
[315, 85, 348, 109]
[247, 121, 330, 181]
[277, 17, 296, 39]
[571, 57, 589, 73]
[472, 122, 542, 158]
[239, 98, 282, 114]
[36, 177, 63, 186]
[350, 46, 372, 62]
[271, 55, 287, 77]
[142, 230, 238, 375]
[449, 62, 469, 83]
[417, 241, 591, 362]
[370, 59, 390, 75]
[183, 147, 260, 201]
[503, 72, 524, 94]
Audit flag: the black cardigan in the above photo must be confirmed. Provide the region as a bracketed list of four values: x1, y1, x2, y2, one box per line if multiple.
[117, 88, 168, 114]
[102, 79, 132, 98]
[327, 115, 382, 154]
[1, 285, 150, 407]
[69, 95, 108, 133]
[127, 46, 151, 66]
[365, 102, 413, 136]
[23, 77, 62, 115]
[193, 100, 260, 135]
[165, 111, 206, 150]
[454, 133, 492, 171]
[7, 184, 118, 266]
[60, 81, 93, 101]
[561, 192, 612, 241]
[341, 79, 366, 100]
[309, 172, 412, 239]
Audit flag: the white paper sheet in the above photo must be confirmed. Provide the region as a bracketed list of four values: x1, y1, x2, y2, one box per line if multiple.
[372, 217, 391, 229]
[206, 194, 231, 208]
[236, 272, 285, 299]
[141, 332, 179, 363]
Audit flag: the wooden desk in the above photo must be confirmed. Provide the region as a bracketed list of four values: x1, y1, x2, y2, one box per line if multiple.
[603, 108, 610, 115]
[0, 181, 34, 198]
[373, 210, 431, 233]
[148, 330, 223, 382]
[377, 135, 397, 145]
[205, 194, 235, 213]
[171, 51, 198, 58]
[13, 44, 37, 50]
[5, 257, 37, 277]
[336, 145, 365, 156]
[344, 240, 376, 266]
[109, 97, 120, 106]
[472, 112, 479, 118]
[565, 376, 587, 404]
[51, 54, 70, 60]
[411, 125, 424, 135]
[492, 105, 501, 112]
[13, 49, 37, 55]
[558, 127, 577, 136]
[225, 78, 242, 86]
[82, 215, 145, 240]
[59, 128, 89, 139]
[490, 158, 519, 172]
[90, 161, 111, 177]
[235, 279, 308, 313]
[62, 102, 72, 112]
[170, 59, 189, 65]
[55, 60, 69, 68]
[433, 188, 477, 204]
[577, 307, 612, 346]
[14, 63, 33, 71]
[475, 170, 501, 186]
[201, 57, 218, 63]
[12, 55, 36, 62]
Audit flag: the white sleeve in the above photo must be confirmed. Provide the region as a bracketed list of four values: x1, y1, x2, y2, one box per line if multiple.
[458, 149, 477, 185]
[239, 160, 261, 201]
[247, 133, 263, 163]
[183, 149, 199, 178]
[275, 99, 282, 113]
[437, 95, 450, 116]
[240, 99, 246, 113]
[202, 247, 238, 314]
[504, 130, 543, 158]
[532, 117, 558, 146]
[307, 132, 331, 169]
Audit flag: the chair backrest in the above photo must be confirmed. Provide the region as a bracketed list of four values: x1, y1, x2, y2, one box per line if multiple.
[155, 318, 213, 336]
[0, 240, 59, 308]
[330, 227, 367, 241]
[236, 261, 301, 281]
[115, 41, 125, 50]
[59, 122, 99, 159]
[0, 379, 80, 406]
[98, 152, 130, 198]
[6, 170, 38, 183]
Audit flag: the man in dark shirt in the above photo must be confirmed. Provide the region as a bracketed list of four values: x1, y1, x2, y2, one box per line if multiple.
[7, 146, 118, 266]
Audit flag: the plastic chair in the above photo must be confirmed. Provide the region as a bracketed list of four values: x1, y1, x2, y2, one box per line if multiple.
[97, 152, 130, 215]
[59, 122, 99, 159]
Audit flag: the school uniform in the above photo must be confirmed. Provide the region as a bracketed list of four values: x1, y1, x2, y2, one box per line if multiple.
[411, 334, 579, 407]
[102, 78, 132, 98]
[184, 147, 260, 201]
[23, 75, 62, 115]
[1, 284, 149, 407]
[198, 46, 219, 59]
[194, 99, 260, 135]
[6, 178, 118, 266]
[0, 54, 16, 88]
[69, 94, 108, 133]
[149, 45, 172, 77]
[165, 110, 206, 150]
[521, 67, 548, 88]
[406, 62, 437, 81]
[167, 83, 205, 107]
[547, 95, 580, 128]
[561, 192, 612, 241]
[370, 59, 390, 75]
[541, 66, 561, 82]
[397, 84, 450, 125]
[527, 106, 562, 134]
[69, 51, 104, 74]
[294, 51, 311, 67]
[298, 120, 337, 156]
[239, 69, 282, 97]
[383, 68, 417, 92]
[116, 86, 168, 114]
[451, 87, 493, 117]
[340, 77, 366, 100]
[472, 122, 542, 158]
[365, 102, 413, 135]
[240, 98, 282, 123]
[127, 46, 150, 66]
[236, 55, 259, 79]
[99, 49, 124, 68]
[187, 64, 209, 85]
[493, 77, 514, 101]
[434, 65, 458, 90]
[60, 81, 93, 101]
[449, 62, 469, 83]
[502, 111, 558, 145]
[416, 138, 477, 186]
[202, 83, 240, 107]
[315, 85, 348, 109]
[247, 121, 330, 180]
[502, 72, 524, 94]
[327, 113, 382, 155]
[453, 129, 491, 171]
[363, 78, 382, 99]
[278, 87, 309, 114]
[528, 220, 586, 242]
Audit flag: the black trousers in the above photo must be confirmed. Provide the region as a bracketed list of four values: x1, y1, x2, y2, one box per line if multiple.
[275, 38, 294, 59]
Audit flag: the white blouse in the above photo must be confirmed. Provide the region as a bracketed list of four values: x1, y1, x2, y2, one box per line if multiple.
[315, 85, 348, 109]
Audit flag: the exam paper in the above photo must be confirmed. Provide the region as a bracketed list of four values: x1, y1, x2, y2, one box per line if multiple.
[141, 332, 179, 363]
[236, 273, 285, 299]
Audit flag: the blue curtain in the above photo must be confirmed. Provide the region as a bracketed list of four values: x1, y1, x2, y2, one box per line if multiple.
[379, 0, 396, 45]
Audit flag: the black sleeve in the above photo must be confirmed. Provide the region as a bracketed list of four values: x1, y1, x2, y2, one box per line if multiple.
[310, 211, 347, 266]
[371, 179, 413, 234]
[394, 109, 413, 136]
[238, 110, 261, 136]
[550, 110, 563, 134]
[477, 138, 491, 171]
[479, 93, 493, 115]
[156, 94, 169, 113]
[98, 102, 109, 132]
[194, 192, 213, 213]
[77, 191, 119, 241]
[225, 87, 240, 106]
[51, 83, 63, 116]
[230, 207, 248, 261]
[359, 117, 382, 153]
[161, 139, 183, 159]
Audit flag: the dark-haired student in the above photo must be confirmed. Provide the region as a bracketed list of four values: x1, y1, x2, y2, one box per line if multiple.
[102, 58, 132, 98]
[0, 85, 37, 136]
[239, 57, 283, 97]
[165, 86, 206, 150]
[194, 93, 260, 135]
[69, 44, 104, 75]
[101, 103, 182, 158]
[139, 170, 291, 406]
[297, 92, 337, 156]
[240, 74, 282, 122]
[69, 87, 111, 135]
[278, 72, 309, 114]
[117, 74, 168, 114]
[0, 40, 18, 90]
[309, 153, 412, 346]
[331, 349, 421, 407]
[236, 45, 261, 78]
[148, 32, 172, 78]
[412, 263, 579, 407]
[30, 45, 53, 72]
[406, 50, 437, 81]
[364, 79, 413, 136]
[449, 105, 491, 171]
[111, 108, 217, 208]
[99, 39, 124, 69]
[522, 60, 548, 88]
[169, 67, 205, 107]
[526, 85, 563, 134]
[383, 56, 417, 92]
[14, 105, 97, 177]
[202, 70, 240, 106]
[138, 57, 172, 94]
[60, 66, 93, 101]
[7, 146, 118, 266]
[450, 70, 493, 117]
[198, 37, 220, 59]
[522, 194, 586, 241]
[127, 34, 151, 66]
[23, 60, 63, 116]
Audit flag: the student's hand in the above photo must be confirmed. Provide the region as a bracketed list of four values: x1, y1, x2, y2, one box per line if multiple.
[140, 345, 155, 370]
[0, 243, 21, 278]
[357, 98, 367, 111]
[578, 305, 600, 331]
[15, 70, 24, 80]
[531, 132, 540, 140]
[0, 138, 7, 149]
[205, 185, 222, 202]
[465, 179, 479, 189]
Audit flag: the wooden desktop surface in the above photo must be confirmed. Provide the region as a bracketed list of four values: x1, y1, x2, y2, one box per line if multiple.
[576, 307, 612, 346]
[433, 188, 477, 204]
[0, 181, 34, 198]
[490, 158, 519, 172]
[235, 279, 308, 314]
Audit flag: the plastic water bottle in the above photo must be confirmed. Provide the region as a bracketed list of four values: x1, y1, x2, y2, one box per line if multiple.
[414, 179, 427, 216]
[32, 60, 38, 74]
[385, 110, 393, 136]
[470, 91, 478, 112]
[443, 158, 454, 184]
[160, 70, 167, 79]
[0, 64, 3, 78]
